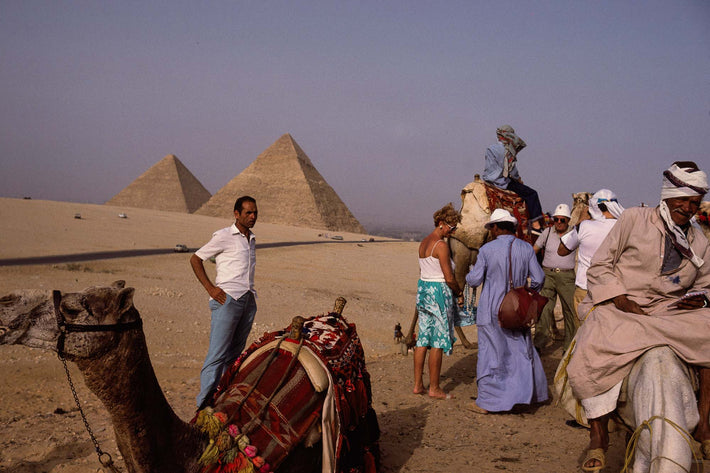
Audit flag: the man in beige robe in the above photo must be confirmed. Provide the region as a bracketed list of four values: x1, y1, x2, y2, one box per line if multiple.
[567, 161, 710, 472]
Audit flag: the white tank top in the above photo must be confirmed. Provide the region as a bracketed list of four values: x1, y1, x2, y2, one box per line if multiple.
[418, 240, 454, 282]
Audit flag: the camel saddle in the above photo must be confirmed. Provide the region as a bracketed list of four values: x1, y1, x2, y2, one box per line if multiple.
[195, 313, 380, 473]
[483, 182, 537, 245]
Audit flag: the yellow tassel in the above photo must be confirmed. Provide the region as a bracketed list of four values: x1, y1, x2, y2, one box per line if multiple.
[195, 407, 213, 428]
[198, 439, 220, 466]
[215, 431, 233, 451]
[198, 410, 225, 439]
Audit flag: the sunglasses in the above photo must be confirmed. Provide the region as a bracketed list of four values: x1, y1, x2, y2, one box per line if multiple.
[553, 217, 568, 223]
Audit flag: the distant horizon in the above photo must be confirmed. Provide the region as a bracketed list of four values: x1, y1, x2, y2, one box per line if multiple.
[2, 2, 708, 228]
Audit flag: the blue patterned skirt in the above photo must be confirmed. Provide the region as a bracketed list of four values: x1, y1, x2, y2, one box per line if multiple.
[416, 280, 457, 355]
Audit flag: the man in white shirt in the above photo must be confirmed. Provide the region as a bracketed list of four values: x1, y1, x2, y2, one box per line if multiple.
[190, 196, 258, 409]
[557, 189, 624, 316]
[533, 204, 577, 351]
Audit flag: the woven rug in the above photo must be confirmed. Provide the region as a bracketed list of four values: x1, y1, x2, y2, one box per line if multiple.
[483, 183, 536, 244]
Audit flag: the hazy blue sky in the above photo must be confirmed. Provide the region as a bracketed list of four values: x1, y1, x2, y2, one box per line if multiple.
[1, 1, 708, 230]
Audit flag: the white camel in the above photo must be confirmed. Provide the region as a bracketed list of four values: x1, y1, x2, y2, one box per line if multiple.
[556, 345, 706, 472]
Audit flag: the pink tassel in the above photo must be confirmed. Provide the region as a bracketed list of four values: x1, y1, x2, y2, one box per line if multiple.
[228, 424, 241, 437]
[244, 445, 257, 458]
[258, 464, 271, 473]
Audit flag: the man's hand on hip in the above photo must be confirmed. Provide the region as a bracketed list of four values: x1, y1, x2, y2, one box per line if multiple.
[208, 287, 227, 305]
[612, 294, 647, 315]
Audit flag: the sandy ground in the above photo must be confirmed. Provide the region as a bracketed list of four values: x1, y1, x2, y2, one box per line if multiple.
[0, 198, 706, 473]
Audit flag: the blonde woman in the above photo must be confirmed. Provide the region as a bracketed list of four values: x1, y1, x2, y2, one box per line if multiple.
[413, 203, 463, 399]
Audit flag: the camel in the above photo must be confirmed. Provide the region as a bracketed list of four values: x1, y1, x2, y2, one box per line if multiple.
[404, 176, 591, 349]
[556, 346, 705, 471]
[698, 201, 710, 241]
[0, 281, 376, 473]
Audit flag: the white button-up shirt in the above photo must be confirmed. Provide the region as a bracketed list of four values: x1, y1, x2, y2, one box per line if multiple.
[194, 223, 256, 300]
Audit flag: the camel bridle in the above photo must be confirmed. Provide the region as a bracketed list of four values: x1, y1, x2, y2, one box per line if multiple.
[52, 289, 143, 473]
[53, 289, 143, 357]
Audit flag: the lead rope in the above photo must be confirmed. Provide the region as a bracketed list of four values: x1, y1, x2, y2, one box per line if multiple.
[59, 354, 121, 473]
[621, 415, 702, 473]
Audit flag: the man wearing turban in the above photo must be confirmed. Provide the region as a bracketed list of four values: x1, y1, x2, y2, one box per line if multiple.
[566, 162, 710, 472]
[482, 125, 545, 233]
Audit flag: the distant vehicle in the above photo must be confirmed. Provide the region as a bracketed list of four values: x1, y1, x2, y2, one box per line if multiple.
[331, 235, 344, 240]
[74, 213, 81, 219]
[118, 213, 127, 218]
[174, 244, 189, 253]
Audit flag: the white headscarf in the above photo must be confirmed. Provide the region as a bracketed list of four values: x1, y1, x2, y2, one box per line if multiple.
[496, 125, 526, 178]
[659, 163, 708, 268]
[661, 163, 709, 199]
[589, 189, 625, 221]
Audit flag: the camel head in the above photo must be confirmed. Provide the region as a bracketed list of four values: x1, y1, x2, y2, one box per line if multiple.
[697, 201, 710, 241]
[570, 191, 592, 227]
[0, 280, 139, 360]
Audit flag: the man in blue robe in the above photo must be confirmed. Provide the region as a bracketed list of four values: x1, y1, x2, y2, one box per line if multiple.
[466, 209, 548, 413]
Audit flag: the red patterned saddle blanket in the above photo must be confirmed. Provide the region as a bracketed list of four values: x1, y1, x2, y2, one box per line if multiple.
[483, 182, 536, 244]
[194, 313, 379, 473]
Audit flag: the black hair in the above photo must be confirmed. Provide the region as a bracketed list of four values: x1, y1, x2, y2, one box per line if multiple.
[598, 203, 608, 213]
[672, 161, 699, 171]
[234, 195, 256, 212]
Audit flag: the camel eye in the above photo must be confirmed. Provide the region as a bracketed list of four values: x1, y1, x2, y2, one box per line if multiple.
[60, 301, 83, 317]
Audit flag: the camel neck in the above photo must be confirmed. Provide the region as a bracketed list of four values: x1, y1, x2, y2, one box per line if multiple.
[76, 330, 203, 473]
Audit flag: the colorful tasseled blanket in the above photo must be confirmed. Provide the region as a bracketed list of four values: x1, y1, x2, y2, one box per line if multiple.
[194, 312, 379, 473]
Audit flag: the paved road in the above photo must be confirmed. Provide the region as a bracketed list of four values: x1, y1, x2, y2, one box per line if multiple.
[0, 240, 397, 266]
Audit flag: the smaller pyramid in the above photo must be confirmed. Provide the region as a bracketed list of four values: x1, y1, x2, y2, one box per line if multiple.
[106, 155, 211, 213]
[197, 134, 365, 233]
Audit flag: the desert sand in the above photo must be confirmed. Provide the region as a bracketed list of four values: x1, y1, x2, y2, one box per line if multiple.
[0, 198, 706, 473]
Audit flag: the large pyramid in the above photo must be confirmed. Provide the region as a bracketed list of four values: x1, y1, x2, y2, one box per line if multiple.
[196, 134, 366, 233]
[106, 154, 211, 213]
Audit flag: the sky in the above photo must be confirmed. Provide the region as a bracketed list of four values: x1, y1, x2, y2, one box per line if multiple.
[1, 1, 708, 231]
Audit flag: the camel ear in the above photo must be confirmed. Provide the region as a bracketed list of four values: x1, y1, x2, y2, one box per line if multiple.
[112, 280, 126, 289]
[116, 287, 135, 315]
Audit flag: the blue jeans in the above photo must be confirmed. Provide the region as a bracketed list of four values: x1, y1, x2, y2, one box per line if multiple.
[196, 291, 256, 408]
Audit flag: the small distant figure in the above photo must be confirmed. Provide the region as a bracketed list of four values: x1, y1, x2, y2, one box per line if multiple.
[74, 213, 81, 219]
[394, 322, 403, 344]
[118, 213, 127, 218]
